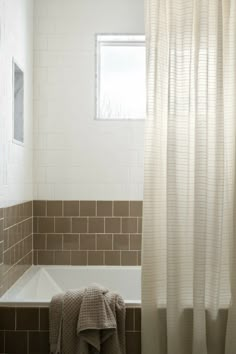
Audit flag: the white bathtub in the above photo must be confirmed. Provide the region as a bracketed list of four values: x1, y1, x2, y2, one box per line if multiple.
[0, 266, 141, 307]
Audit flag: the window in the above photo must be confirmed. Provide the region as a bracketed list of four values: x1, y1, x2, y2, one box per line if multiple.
[96, 34, 146, 120]
[13, 60, 24, 144]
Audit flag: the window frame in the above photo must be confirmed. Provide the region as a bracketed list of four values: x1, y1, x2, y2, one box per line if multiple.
[95, 34, 146, 121]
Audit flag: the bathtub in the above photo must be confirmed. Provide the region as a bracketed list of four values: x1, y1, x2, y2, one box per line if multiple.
[0, 266, 141, 307]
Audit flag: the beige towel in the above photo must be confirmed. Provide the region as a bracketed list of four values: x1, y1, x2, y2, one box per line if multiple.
[49, 292, 64, 354]
[49, 285, 126, 354]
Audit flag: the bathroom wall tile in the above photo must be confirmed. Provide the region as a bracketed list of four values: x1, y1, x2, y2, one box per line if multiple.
[33, 201, 46, 216]
[105, 218, 121, 233]
[0, 307, 15, 330]
[97, 201, 112, 217]
[40, 308, 49, 330]
[63, 234, 79, 250]
[16, 308, 39, 330]
[126, 332, 141, 354]
[47, 201, 63, 216]
[55, 217, 71, 233]
[37, 250, 54, 265]
[64, 201, 80, 216]
[122, 218, 137, 233]
[0, 330, 4, 353]
[72, 217, 87, 233]
[126, 308, 134, 331]
[88, 251, 104, 265]
[33, 233, 46, 249]
[80, 201, 96, 216]
[5, 331, 28, 354]
[89, 218, 104, 233]
[47, 233, 63, 250]
[114, 201, 129, 216]
[55, 251, 70, 265]
[113, 234, 129, 250]
[130, 201, 143, 217]
[71, 251, 87, 265]
[137, 251, 141, 265]
[29, 331, 50, 354]
[138, 218, 142, 233]
[104, 251, 120, 265]
[38, 217, 54, 233]
[0, 219, 4, 242]
[121, 251, 138, 266]
[97, 234, 112, 250]
[33, 217, 38, 233]
[135, 308, 141, 331]
[130, 234, 142, 250]
[80, 234, 96, 250]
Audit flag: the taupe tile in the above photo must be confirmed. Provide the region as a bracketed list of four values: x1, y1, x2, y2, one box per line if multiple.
[126, 308, 134, 331]
[64, 201, 80, 216]
[33, 234, 46, 250]
[16, 308, 39, 330]
[138, 218, 142, 233]
[104, 251, 120, 265]
[114, 201, 129, 216]
[29, 331, 50, 354]
[122, 218, 137, 233]
[47, 234, 63, 250]
[126, 332, 141, 354]
[33, 200, 46, 216]
[33, 216, 38, 233]
[38, 250, 54, 265]
[130, 234, 142, 250]
[63, 234, 79, 250]
[113, 234, 129, 250]
[80, 201, 96, 216]
[97, 234, 112, 250]
[135, 308, 141, 331]
[55, 218, 71, 233]
[0, 307, 15, 330]
[130, 201, 143, 217]
[38, 217, 54, 233]
[88, 251, 104, 265]
[40, 308, 49, 330]
[80, 234, 96, 250]
[121, 251, 137, 265]
[72, 217, 87, 233]
[0, 219, 4, 242]
[55, 251, 70, 265]
[24, 201, 33, 218]
[97, 201, 112, 217]
[71, 251, 87, 265]
[105, 218, 121, 233]
[89, 218, 104, 233]
[47, 201, 63, 216]
[5, 331, 28, 354]
[137, 251, 141, 265]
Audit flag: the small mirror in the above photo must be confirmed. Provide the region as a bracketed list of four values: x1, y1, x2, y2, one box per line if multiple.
[13, 61, 24, 144]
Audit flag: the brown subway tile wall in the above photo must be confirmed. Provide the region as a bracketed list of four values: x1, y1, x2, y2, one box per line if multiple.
[0, 202, 33, 296]
[0, 306, 141, 354]
[33, 201, 143, 266]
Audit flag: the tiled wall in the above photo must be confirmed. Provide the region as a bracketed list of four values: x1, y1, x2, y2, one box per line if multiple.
[33, 201, 142, 266]
[33, 0, 145, 201]
[0, 306, 141, 354]
[0, 202, 33, 296]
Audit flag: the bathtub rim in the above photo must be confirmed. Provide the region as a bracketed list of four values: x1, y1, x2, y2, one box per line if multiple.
[0, 265, 142, 308]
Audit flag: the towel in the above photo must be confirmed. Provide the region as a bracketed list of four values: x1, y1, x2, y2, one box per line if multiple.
[49, 285, 126, 354]
[49, 292, 64, 354]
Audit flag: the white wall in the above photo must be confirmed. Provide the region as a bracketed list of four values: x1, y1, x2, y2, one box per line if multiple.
[33, 0, 145, 200]
[0, 0, 34, 207]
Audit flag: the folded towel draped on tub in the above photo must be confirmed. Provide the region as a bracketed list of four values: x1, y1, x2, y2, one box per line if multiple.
[49, 285, 126, 354]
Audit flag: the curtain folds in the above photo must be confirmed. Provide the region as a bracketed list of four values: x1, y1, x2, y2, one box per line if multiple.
[142, 1, 236, 353]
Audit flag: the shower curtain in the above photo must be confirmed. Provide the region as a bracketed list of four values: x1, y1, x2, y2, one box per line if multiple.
[142, 1, 236, 354]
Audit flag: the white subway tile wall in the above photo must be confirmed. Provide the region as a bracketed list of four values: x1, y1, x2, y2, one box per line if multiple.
[33, 0, 145, 201]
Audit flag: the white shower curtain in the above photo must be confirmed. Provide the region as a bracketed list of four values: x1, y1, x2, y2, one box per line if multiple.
[142, 1, 236, 354]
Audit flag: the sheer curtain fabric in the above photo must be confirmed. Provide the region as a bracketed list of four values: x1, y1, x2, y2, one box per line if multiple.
[142, 1, 236, 353]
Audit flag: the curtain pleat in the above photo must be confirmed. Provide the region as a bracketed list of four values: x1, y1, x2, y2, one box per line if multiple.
[142, 1, 236, 353]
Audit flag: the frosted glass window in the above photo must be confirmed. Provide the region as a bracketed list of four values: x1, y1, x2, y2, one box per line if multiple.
[96, 35, 146, 120]
[13, 61, 24, 144]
